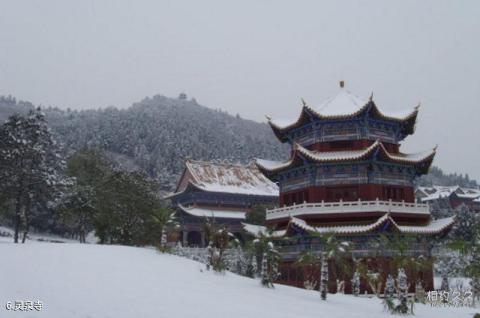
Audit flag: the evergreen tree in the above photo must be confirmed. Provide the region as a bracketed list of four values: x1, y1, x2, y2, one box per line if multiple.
[0, 109, 66, 243]
[93, 170, 172, 246]
[245, 204, 269, 225]
[451, 204, 479, 241]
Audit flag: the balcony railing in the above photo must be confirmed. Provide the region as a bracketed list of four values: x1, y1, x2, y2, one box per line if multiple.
[266, 198, 429, 221]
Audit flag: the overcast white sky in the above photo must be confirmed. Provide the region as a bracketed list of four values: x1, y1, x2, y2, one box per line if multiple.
[0, 0, 479, 179]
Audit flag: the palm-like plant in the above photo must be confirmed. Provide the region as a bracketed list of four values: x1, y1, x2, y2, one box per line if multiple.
[308, 232, 351, 300]
[295, 250, 319, 290]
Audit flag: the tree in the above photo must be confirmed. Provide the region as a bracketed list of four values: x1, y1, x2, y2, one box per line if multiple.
[351, 270, 360, 297]
[57, 149, 111, 242]
[93, 170, 172, 246]
[384, 274, 396, 299]
[260, 242, 280, 288]
[245, 204, 269, 225]
[451, 204, 478, 241]
[396, 268, 410, 314]
[294, 251, 319, 290]
[320, 251, 329, 300]
[449, 219, 480, 306]
[0, 109, 66, 243]
[312, 233, 350, 300]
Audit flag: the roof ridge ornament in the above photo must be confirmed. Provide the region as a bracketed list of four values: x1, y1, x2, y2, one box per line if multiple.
[414, 103, 421, 110]
[369, 92, 374, 101]
[301, 98, 307, 107]
[265, 115, 272, 121]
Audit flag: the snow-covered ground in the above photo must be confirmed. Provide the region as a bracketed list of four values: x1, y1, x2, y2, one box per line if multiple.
[0, 226, 97, 244]
[0, 242, 477, 318]
[0, 226, 79, 244]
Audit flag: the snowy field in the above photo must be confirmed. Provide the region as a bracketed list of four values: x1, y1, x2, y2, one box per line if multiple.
[0, 242, 478, 318]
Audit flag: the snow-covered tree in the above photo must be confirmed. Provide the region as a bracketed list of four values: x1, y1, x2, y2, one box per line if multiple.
[440, 276, 449, 292]
[414, 280, 426, 303]
[366, 270, 382, 296]
[451, 204, 479, 241]
[351, 270, 360, 297]
[0, 109, 66, 243]
[320, 252, 329, 300]
[260, 242, 280, 288]
[396, 268, 409, 314]
[250, 253, 258, 278]
[261, 251, 270, 287]
[384, 274, 396, 299]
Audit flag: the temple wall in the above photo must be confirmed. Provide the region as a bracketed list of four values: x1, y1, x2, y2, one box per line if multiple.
[279, 184, 415, 206]
[276, 257, 434, 294]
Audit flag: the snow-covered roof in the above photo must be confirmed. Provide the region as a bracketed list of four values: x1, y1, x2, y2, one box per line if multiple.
[284, 214, 455, 236]
[393, 216, 456, 235]
[288, 214, 392, 234]
[314, 88, 367, 117]
[178, 205, 246, 220]
[267, 85, 419, 136]
[171, 160, 279, 197]
[256, 141, 436, 173]
[419, 186, 480, 202]
[241, 223, 286, 238]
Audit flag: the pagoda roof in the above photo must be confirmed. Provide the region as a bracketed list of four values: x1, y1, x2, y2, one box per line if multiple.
[286, 214, 455, 236]
[256, 140, 436, 175]
[242, 214, 455, 237]
[268, 87, 419, 142]
[167, 160, 279, 199]
[177, 204, 246, 220]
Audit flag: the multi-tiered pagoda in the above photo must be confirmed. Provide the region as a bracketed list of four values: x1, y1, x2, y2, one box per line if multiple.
[253, 82, 455, 293]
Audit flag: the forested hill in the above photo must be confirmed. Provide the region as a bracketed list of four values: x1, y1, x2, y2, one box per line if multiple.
[1, 94, 477, 191]
[43, 94, 288, 190]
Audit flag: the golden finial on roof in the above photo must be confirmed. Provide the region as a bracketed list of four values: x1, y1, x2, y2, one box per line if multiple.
[339, 80, 345, 88]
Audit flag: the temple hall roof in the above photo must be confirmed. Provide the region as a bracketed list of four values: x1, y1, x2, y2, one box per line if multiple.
[177, 204, 246, 220]
[167, 160, 279, 198]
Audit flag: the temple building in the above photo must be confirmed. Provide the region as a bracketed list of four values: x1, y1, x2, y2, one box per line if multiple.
[249, 81, 455, 293]
[416, 185, 480, 212]
[166, 160, 278, 247]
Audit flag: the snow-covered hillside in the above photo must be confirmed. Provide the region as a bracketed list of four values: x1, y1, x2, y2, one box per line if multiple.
[0, 243, 477, 318]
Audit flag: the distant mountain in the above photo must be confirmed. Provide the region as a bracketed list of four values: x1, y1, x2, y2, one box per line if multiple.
[1, 94, 476, 191]
[43, 94, 288, 190]
[417, 166, 477, 188]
